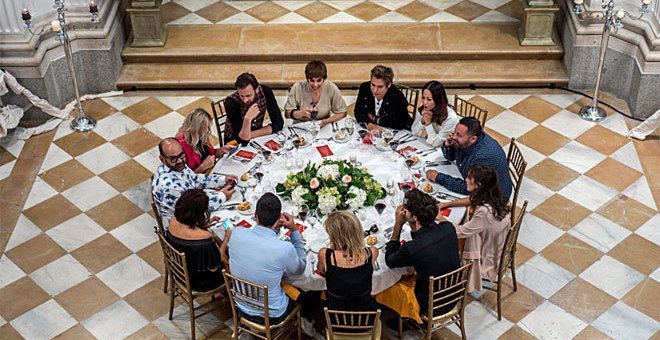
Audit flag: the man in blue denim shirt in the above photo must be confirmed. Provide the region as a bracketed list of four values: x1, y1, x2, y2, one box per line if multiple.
[426, 117, 512, 201]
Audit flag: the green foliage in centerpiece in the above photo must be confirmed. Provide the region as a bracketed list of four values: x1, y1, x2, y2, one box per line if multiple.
[275, 159, 386, 214]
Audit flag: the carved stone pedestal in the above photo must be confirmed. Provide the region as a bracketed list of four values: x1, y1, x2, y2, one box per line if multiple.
[519, 0, 559, 45]
[127, 0, 167, 47]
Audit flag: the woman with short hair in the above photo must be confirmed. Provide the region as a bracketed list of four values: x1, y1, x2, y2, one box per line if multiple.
[176, 108, 233, 173]
[411, 80, 459, 146]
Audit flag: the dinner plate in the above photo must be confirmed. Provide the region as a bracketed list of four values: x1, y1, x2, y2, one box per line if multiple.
[374, 140, 390, 151]
[364, 235, 387, 249]
[419, 181, 438, 195]
[332, 133, 351, 143]
[237, 206, 255, 216]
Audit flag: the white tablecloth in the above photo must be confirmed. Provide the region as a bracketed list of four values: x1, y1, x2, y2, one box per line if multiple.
[211, 119, 466, 294]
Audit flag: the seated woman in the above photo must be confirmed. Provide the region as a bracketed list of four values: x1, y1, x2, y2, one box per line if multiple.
[317, 211, 378, 312]
[411, 81, 459, 147]
[284, 60, 347, 128]
[166, 189, 224, 291]
[438, 164, 511, 293]
[176, 108, 233, 173]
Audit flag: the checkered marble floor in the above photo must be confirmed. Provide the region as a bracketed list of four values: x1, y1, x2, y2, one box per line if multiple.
[0, 90, 658, 339]
[161, 0, 522, 25]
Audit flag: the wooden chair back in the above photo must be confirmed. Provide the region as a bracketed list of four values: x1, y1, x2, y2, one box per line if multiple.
[211, 98, 228, 147]
[454, 95, 488, 128]
[396, 84, 420, 119]
[507, 137, 527, 223]
[158, 233, 192, 297]
[324, 308, 381, 340]
[499, 200, 528, 285]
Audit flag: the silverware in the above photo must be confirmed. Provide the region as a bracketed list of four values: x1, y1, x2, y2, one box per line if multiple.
[436, 191, 460, 200]
[289, 126, 299, 137]
[250, 141, 267, 153]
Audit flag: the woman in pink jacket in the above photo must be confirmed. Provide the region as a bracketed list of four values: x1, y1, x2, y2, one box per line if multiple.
[439, 164, 511, 292]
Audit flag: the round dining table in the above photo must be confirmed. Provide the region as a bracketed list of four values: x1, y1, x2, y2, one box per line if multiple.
[210, 118, 467, 295]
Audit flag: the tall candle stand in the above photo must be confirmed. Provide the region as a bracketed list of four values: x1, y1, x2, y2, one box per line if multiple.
[21, 1, 101, 132]
[571, 0, 651, 122]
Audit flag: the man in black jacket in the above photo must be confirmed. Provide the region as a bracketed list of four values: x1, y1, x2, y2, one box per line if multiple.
[354, 65, 412, 131]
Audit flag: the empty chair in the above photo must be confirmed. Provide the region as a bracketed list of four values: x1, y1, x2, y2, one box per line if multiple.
[324, 308, 382, 340]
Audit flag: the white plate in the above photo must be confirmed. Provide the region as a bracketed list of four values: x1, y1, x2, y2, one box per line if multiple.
[419, 181, 438, 195]
[374, 141, 390, 151]
[332, 134, 351, 143]
[237, 206, 255, 215]
[364, 235, 387, 249]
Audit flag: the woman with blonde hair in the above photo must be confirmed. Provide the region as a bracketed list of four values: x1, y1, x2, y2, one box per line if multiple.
[176, 108, 234, 173]
[317, 211, 378, 311]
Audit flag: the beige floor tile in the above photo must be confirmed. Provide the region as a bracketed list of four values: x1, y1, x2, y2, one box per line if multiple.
[246, 2, 289, 23]
[0, 324, 23, 340]
[517, 125, 570, 155]
[99, 160, 153, 193]
[124, 277, 178, 321]
[395, 1, 439, 21]
[622, 278, 659, 321]
[445, 1, 491, 21]
[632, 137, 660, 157]
[541, 234, 603, 274]
[125, 324, 169, 340]
[586, 158, 642, 192]
[576, 125, 629, 156]
[53, 324, 96, 339]
[54, 132, 107, 157]
[111, 128, 161, 158]
[566, 97, 616, 117]
[295, 2, 340, 22]
[532, 194, 592, 230]
[498, 325, 536, 340]
[550, 278, 616, 323]
[526, 158, 580, 191]
[597, 194, 656, 231]
[86, 195, 144, 231]
[123, 98, 173, 125]
[510, 96, 561, 123]
[0, 147, 16, 167]
[161, 2, 191, 24]
[608, 234, 658, 276]
[196, 2, 240, 23]
[70, 234, 132, 273]
[0, 276, 50, 320]
[346, 2, 390, 21]
[464, 95, 506, 120]
[177, 97, 214, 117]
[515, 244, 535, 268]
[573, 325, 614, 340]
[5, 234, 67, 273]
[495, 0, 523, 20]
[40, 159, 95, 192]
[23, 194, 82, 231]
[55, 277, 119, 321]
[76, 98, 117, 121]
[137, 241, 166, 275]
[484, 127, 510, 147]
[481, 278, 544, 323]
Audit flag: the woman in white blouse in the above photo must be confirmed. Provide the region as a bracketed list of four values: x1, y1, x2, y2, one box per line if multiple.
[411, 81, 459, 146]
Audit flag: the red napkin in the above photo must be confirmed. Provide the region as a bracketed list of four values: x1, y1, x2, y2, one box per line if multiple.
[362, 132, 373, 145]
[264, 139, 281, 152]
[286, 223, 307, 237]
[413, 173, 422, 179]
[236, 220, 252, 228]
[397, 146, 417, 156]
[440, 208, 451, 217]
[235, 149, 256, 160]
[400, 240, 406, 245]
[397, 182, 416, 190]
[314, 268, 326, 277]
[316, 145, 334, 157]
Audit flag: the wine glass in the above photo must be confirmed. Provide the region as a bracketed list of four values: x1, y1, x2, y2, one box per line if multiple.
[309, 120, 320, 143]
[297, 204, 309, 225]
[344, 119, 356, 136]
[374, 199, 387, 230]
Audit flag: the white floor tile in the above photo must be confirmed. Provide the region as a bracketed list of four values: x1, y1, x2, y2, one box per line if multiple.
[76, 143, 130, 174]
[82, 300, 149, 339]
[0, 159, 14, 181]
[269, 12, 314, 23]
[635, 214, 660, 246]
[143, 111, 186, 139]
[485, 110, 538, 138]
[651, 267, 660, 282]
[558, 175, 618, 211]
[169, 12, 214, 25]
[10, 300, 76, 339]
[599, 111, 629, 136]
[94, 112, 141, 141]
[421, 11, 467, 22]
[0, 314, 5, 327]
[322, 1, 364, 10]
[479, 94, 529, 109]
[420, 0, 464, 10]
[518, 213, 564, 253]
[39, 144, 72, 174]
[517, 177, 554, 210]
[376, 0, 415, 10]
[518, 301, 587, 340]
[0, 255, 25, 289]
[219, 12, 264, 24]
[122, 180, 153, 212]
[516, 255, 575, 299]
[5, 215, 42, 251]
[53, 117, 75, 140]
[568, 213, 631, 253]
[102, 96, 148, 111]
[371, 12, 415, 23]
[23, 177, 58, 209]
[592, 301, 659, 339]
[472, 10, 518, 22]
[134, 148, 161, 175]
[623, 176, 657, 210]
[174, 0, 218, 11]
[318, 12, 363, 23]
[542, 109, 595, 139]
[153, 303, 223, 338]
[97, 254, 159, 297]
[223, 0, 264, 11]
[29, 255, 91, 296]
[0, 135, 25, 157]
[46, 214, 106, 252]
[273, 1, 310, 11]
[536, 94, 583, 109]
[549, 141, 606, 174]
[62, 176, 119, 211]
[448, 301, 513, 339]
[610, 142, 643, 173]
[154, 96, 202, 111]
[110, 213, 158, 252]
[504, 141, 545, 169]
[580, 255, 644, 299]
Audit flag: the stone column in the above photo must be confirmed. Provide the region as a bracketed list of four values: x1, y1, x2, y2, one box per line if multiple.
[127, 0, 168, 47]
[519, 0, 560, 45]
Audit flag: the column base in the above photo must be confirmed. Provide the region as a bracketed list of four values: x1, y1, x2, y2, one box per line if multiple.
[127, 0, 168, 47]
[519, 2, 560, 46]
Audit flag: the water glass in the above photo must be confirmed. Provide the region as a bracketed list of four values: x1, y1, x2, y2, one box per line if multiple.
[285, 158, 293, 170]
[296, 159, 304, 169]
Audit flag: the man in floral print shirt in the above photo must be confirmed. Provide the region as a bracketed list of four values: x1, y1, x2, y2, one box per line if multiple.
[152, 138, 237, 231]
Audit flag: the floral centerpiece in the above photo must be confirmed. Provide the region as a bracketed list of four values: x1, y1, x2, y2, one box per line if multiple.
[275, 160, 386, 215]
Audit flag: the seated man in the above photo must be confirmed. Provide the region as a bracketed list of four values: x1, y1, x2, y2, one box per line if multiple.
[385, 189, 460, 318]
[354, 65, 412, 131]
[224, 73, 284, 145]
[227, 193, 306, 325]
[426, 117, 513, 202]
[152, 138, 236, 230]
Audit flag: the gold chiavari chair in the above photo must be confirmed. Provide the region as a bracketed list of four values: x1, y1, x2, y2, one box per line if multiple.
[210, 98, 228, 147]
[324, 308, 382, 340]
[507, 137, 527, 224]
[396, 83, 420, 120]
[454, 96, 488, 128]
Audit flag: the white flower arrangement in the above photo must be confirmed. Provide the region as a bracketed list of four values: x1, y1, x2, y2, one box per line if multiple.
[316, 164, 340, 180]
[291, 186, 309, 207]
[318, 194, 339, 215]
[345, 186, 367, 211]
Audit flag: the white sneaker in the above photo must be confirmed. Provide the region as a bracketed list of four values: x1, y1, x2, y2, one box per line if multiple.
[627, 129, 646, 140]
[301, 318, 316, 337]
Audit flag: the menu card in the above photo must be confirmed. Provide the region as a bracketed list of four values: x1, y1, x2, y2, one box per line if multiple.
[236, 220, 252, 228]
[316, 145, 334, 157]
[264, 139, 281, 152]
[234, 150, 256, 160]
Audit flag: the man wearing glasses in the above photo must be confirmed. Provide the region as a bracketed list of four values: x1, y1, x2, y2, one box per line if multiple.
[152, 138, 237, 231]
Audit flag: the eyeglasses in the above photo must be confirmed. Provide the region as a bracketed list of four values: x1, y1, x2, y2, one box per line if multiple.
[164, 151, 185, 163]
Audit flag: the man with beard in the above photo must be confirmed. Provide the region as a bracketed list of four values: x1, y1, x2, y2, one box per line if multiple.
[224, 73, 284, 145]
[152, 138, 236, 231]
[425, 117, 512, 201]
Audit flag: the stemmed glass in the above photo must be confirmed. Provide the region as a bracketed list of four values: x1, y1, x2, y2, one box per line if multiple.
[374, 199, 387, 230]
[297, 204, 309, 226]
[309, 120, 320, 144]
[344, 119, 356, 136]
